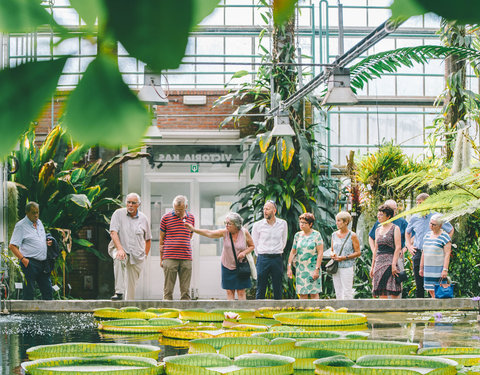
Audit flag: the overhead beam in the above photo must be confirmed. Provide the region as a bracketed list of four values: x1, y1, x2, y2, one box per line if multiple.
[270, 17, 405, 115]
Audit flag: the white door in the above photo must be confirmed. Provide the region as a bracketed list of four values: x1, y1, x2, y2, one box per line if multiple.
[137, 174, 244, 299]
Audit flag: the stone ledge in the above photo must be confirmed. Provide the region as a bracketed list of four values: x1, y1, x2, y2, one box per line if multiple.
[3, 298, 477, 313]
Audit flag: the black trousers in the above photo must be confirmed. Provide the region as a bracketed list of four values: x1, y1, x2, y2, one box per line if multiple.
[21, 258, 53, 300]
[413, 249, 425, 298]
[255, 254, 283, 300]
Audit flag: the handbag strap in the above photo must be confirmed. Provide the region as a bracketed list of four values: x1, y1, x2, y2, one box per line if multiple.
[229, 232, 240, 266]
[336, 231, 351, 257]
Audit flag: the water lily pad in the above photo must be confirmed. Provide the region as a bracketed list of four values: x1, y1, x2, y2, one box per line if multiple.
[26, 343, 161, 360]
[164, 353, 294, 375]
[22, 355, 162, 374]
[273, 312, 368, 327]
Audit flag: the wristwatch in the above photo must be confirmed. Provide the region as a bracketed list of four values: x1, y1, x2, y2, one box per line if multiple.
[315, 266, 320, 270]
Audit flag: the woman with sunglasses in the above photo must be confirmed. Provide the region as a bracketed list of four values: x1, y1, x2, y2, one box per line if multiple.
[419, 213, 452, 298]
[184, 212, 254, 300]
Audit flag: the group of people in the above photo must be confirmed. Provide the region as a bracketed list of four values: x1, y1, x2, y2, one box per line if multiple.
[369, 195, 453, 299]
[8, 192, 453, 301]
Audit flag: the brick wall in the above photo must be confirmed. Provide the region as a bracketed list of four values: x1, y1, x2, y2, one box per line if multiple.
[34, 89, 255, 137]
[155, 89, 253, 134]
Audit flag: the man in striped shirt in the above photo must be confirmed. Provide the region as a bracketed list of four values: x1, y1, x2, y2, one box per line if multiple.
[160, 195, 195, 300]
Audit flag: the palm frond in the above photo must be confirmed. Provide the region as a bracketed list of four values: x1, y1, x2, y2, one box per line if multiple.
[350, 45, 480, 90]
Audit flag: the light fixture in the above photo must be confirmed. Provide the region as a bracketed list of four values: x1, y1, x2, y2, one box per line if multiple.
[144, 125, 163, 138]
[271, 111, 295, 137]
[321, 67, 358, 106]
[138, 68, 168, 105]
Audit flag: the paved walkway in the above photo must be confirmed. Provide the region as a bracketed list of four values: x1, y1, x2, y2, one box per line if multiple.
[2, 298, 477, 313]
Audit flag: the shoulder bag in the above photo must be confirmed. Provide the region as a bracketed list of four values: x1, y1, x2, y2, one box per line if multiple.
[434, 277, 454, 299]
[230, 232, 251, 279]
[325, 231, 351, 275]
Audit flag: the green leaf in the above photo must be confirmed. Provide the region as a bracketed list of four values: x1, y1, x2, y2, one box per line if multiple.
[64, 55, 150, 147]
[192, 0, 220, 27]
[68, 194, 91, 209]
[63, 145, 90, 170]
[298, 149, 311, 177]
[231, 70, 249, 79]
[0, 0, 59, 33]
[70, 0, 105, 30]
[73, 238, 94, 247]
[0, 58, 67, 160]
[273, 0, 297, 26]
[390, 0, 426, 19]
[71, 168, 86, 184]
[391, 0, 480, 24]
[105, 0, 194, 71]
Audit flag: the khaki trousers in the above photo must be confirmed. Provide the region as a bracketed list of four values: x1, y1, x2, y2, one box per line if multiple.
[113, 258, 144, 300]
[163, 259, 192, 300]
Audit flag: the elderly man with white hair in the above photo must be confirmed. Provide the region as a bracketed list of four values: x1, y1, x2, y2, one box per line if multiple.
[109, 192, 151, 300]
[419, 213, 452, 298]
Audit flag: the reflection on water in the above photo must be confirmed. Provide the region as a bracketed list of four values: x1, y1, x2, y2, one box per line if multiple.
[1, 311, 479, 374]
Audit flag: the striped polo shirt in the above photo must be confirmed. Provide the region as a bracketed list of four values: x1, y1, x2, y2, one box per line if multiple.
[160, 211, 195, 260]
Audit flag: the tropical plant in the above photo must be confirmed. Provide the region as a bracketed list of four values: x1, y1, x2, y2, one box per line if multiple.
[9, 124, 149, 297]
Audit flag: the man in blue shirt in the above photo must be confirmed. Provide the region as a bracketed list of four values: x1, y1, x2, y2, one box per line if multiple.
[9, 202, 53, 300]
[406, 193, 454, 298]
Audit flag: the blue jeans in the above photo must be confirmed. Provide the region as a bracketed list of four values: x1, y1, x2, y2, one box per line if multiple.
[21, 258, 53, 300]
[255, 254, 283, 300]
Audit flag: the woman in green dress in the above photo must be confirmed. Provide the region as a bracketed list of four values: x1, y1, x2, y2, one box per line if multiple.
[287, 213, 324, 299]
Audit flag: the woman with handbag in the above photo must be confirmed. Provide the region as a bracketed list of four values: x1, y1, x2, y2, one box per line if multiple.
[287, 213, 324, 299]
[330, 211, 361, 299]
[184, 212, 254, 300]
[419, 213, 452, 298]
[370, 204, 402, 298]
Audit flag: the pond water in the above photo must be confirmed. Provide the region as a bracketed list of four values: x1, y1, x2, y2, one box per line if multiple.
[1, 310, 480, 374]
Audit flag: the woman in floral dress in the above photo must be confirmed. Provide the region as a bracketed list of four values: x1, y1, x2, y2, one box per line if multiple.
[287, 213, 324, 299]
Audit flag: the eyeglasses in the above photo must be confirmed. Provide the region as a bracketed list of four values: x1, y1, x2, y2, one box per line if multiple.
[224, 221, 233, 226]
[299, 221, 308, 225]
[430, 222, 438, 226]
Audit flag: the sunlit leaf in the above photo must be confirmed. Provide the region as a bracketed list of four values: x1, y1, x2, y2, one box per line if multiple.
[231, 70, 249, 79]
[73, 238, 94, 247]
[68, 194, 91, 209]
[39, 125, 64, 166]
[0, 0, 60, 33]
[192, 0, 221, 27]
[257, 132, 273, 153]
[70, 0, 105, 29]
[64, 55, 150, 147]
[0, 58, 67, 160]
[265, 147, 275, 174]
[273, 0, 297, 26]
[105, 0, 193, 71]
[276, 136, 295, 170]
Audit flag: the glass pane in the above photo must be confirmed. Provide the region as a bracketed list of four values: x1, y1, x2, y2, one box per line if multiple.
[368, 111, 396, 145]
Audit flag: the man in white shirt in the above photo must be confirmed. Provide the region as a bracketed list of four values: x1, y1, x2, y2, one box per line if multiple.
[109, 193, 151, 300]
[9, 202, 53, 300]
[252, 200, 288, 299]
